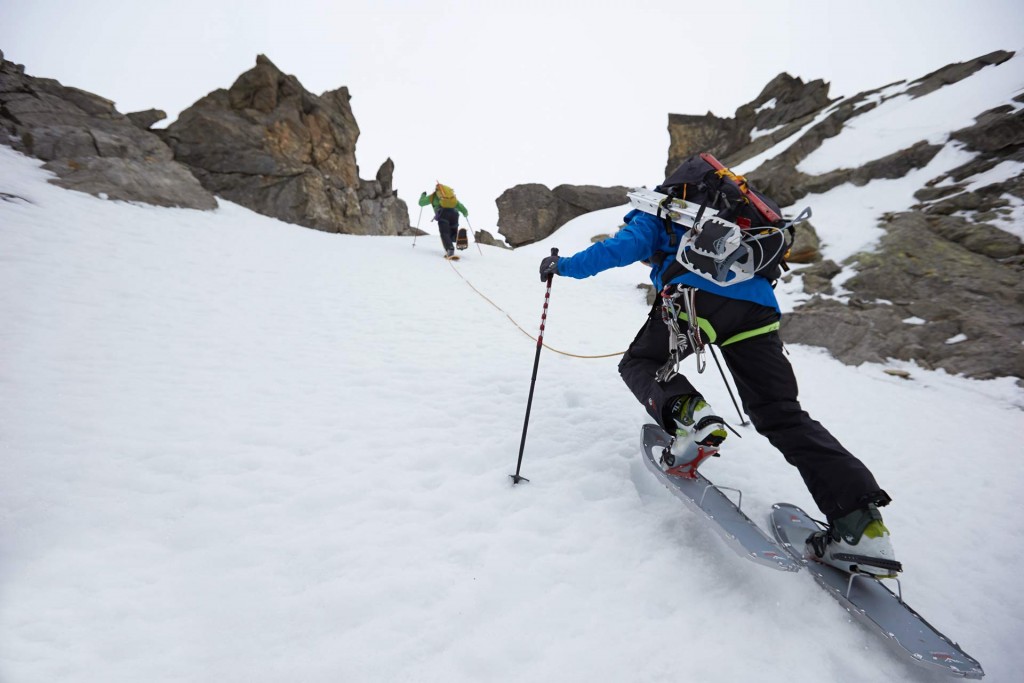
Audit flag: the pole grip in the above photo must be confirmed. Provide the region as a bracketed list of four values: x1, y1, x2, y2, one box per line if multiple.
[546, 247, 559, 283]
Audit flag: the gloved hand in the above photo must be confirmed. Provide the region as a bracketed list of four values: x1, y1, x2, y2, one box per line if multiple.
[420, 191, 427, 198]
[539, 254, 560, 282]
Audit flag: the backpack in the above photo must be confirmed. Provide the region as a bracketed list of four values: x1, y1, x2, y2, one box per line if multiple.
[656, 152, 793, 282]
[436, 183, 458, 209]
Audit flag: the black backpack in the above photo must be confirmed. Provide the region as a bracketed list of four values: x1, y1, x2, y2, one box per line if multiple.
[656, 153, 793, 283]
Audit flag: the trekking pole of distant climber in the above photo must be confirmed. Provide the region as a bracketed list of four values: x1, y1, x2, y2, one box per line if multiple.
[467, 218, 483, 255]
[412, 205, 424, 248]
[709, 345, 749, 426]
[511, 248, 558, 485]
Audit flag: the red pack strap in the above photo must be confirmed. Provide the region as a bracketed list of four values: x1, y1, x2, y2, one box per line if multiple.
[699, 152, 782, 225]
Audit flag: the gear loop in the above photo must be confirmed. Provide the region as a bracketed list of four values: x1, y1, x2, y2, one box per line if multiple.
[656, 284, 707, 381]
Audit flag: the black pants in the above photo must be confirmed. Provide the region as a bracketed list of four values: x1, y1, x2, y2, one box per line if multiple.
[619, 290, 887, 520]
[437, 208, 460, 253]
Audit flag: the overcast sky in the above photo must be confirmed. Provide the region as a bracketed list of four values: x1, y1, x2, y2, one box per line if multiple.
[3, 0, 1022, 232]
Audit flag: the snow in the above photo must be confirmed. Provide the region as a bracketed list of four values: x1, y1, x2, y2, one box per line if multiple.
[798, 53, 1024, 175]
[2, 143, 1024, 682]
[734, 102, 841, 176]
[781, 144, 976, 265]
[963, 160, 1024, 193]
[749, 122, 785, 141]
[735, 52, 1024, 253]
[987, 193, 1024, 240]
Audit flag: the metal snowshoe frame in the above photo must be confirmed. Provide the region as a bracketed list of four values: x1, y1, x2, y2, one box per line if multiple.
[626, 186, 811, 288]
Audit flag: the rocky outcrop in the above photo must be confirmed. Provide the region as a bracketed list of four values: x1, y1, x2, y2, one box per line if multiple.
[496, 183, 629, 247]
[782, 212, 1024, 379]
[666, 74, 834, 176]
[474, 229, 509, 248]
[662, 50, 1023, 380]
[786, 221, 823, 264]
[741, 51, 1017, 206]
[125, 108, 167, 131]
[160, 55, 410, 235]
[904, 51, 1015, 99]
[0, 50, 216, 209]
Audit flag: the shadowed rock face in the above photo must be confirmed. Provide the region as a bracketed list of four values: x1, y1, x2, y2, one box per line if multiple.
[0, 50, 216, 209]
[160, 55, 410, 235]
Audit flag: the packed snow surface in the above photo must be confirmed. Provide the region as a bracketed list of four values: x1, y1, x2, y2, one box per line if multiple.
[2, 145, 1023, 682]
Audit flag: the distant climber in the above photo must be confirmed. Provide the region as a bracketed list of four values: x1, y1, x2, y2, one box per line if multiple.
[419, 182, 469, 259]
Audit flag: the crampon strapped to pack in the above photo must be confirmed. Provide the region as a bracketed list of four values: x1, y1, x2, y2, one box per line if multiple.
[435, 183, 459, 209]
[628, 153, 811, 286]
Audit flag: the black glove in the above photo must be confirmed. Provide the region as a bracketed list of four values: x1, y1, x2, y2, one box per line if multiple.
[420, 191, 427, 198]
[539, 254, 560, 282]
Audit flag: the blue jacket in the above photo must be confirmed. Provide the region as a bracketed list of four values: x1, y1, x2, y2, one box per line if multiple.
[556, 209, 780, 312]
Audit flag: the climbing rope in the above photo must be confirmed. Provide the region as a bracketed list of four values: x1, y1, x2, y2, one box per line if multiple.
[446, 258, 625, 359]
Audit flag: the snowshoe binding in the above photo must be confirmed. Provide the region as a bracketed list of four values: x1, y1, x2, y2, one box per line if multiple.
[660, 395, 727, 478]
[805, 504, 902, 578]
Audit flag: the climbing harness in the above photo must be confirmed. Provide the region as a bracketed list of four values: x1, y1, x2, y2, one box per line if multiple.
[656, 284, 707, 382]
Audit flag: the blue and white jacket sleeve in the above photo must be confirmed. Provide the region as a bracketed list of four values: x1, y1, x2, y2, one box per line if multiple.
[555, 211, 660, 279]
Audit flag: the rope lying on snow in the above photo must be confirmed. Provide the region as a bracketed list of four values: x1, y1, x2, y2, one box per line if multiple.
[446, 258, 625, 359]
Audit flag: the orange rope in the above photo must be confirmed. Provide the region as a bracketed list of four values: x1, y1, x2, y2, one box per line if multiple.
[446, 259, 625, 359]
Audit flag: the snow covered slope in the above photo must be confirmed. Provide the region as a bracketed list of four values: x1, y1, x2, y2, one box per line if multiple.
[2, 145, 1023, 682]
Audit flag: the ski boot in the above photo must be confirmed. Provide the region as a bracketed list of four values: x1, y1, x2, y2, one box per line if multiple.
[660, 395, 727, 478]
[806, 504, 902, 578]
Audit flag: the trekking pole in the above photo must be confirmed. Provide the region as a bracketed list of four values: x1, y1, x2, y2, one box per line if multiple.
[511, 247, 558, 485]
[412, 205, 424, 248]
[467, 218, 483, 255]
[709, 345, 749, 426]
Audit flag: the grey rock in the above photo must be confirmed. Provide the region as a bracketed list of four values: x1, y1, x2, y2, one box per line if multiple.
[787, 220, 822, 264]
[784, 211, 1024, 378]
[793, 259, 842, 295]
[951, 106, 1024, 153]
[924, 215, 1022, 260]
[43, 156, 217, 209]
[0, 54, 215, 209]
[666, 73, 835, 175]
[800, 140, 944, 196]
[666, 111, 745, 176]
[749, 74, 833, 131]
[663, 50, 1023, 379]
[496, 183, 629, 247]
[162, 54, 409, 235]
[914, 184, 966, 203]
[904, 50, 1014, 99]
[126, 108, 167, 130]
[474, 229, 510, 248]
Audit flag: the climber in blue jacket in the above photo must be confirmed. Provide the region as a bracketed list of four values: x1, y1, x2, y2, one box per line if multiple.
[538, 176, 900, 578]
